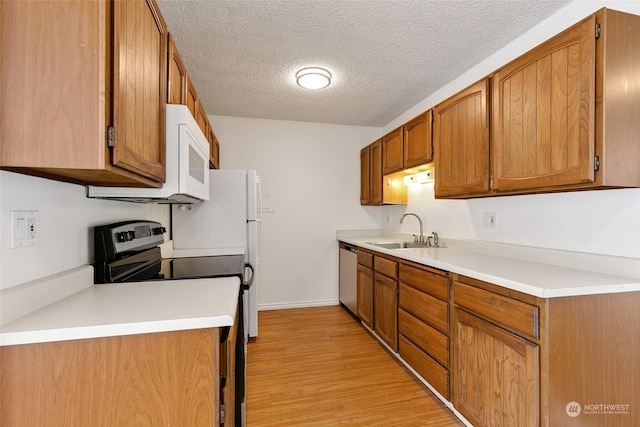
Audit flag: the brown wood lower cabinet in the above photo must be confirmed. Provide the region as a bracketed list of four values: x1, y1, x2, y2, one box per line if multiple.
[455, 309, 539, 427]
[453, 274, 640, 427]
[356, 250, 374, 329]
[374, 256, 399, 351]
[0, 328, 221, 426]
[398, 262, 451, 399]
[352, 246, 640, 427]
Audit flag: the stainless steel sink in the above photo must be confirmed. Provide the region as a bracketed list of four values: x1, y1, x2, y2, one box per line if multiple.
[366, 241, 436, 249]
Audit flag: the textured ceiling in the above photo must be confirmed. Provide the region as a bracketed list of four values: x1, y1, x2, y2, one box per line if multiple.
[156, 0, 572, 127]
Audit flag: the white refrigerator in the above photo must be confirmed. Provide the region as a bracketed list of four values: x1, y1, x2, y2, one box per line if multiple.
[171, 169, 261, 338]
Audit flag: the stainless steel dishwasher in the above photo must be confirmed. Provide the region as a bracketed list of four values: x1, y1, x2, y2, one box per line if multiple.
[339, 242, 358, 315]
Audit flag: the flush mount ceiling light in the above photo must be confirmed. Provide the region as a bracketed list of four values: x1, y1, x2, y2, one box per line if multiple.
[296, 67, 332, 90]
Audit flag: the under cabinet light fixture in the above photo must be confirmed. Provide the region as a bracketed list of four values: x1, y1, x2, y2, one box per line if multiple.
[296, 67, 332, 90]
[403, 170, 434, 185]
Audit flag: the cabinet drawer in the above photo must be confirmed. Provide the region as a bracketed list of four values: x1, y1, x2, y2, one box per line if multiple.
[399, 335, 449, 399]
[399, 309, 448, 367]
[399, 283, 449, 334]
[357, 250, 373, 269]
[454, 281, 539, 339]
[399, 264, 449, 300]
[374, 256, 397, 279]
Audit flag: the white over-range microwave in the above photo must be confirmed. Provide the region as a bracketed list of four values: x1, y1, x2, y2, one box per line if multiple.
[87, 104, 210, 204]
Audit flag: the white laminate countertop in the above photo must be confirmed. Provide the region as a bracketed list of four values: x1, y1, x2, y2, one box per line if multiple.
[1, 269, 240, 347]
[338, 231, 640, 298]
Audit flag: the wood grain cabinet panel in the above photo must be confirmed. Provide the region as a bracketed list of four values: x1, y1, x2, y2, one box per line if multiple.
[399, 283, 449, 334]
[382, 127, 404, 175]
[370, 139, 383, 204]
[357, 264, 374, 329]
[360, 139, 384, 205]
[399, 263, 449, 301]
[0, 329, 220, 426]
[434, 79, 490, 198]
[360, 138, 406, 205]
[186, 74, 198, 118]
[399, 334, 449, 399]
[374, 272, 398, 351]
[360, 145, 371, 205]
[374, 256, 398, 280]
[112, 0, 167, 183]
[208, 126, 220, 169]
[399, 309, 448, 367]
[491, 8, 640, 194]
[167, 33, 187, 105]
[403, 110, 433, 168]
[454, 309, 539, 427]
[0, 0, 167, 187]
[492, 15, 595, 192]
[455, 281, 539, 340]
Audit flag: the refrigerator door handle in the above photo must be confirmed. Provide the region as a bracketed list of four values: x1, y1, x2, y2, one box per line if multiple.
[243, 263, 255, 290]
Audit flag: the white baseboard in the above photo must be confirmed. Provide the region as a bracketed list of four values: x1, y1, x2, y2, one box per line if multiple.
[257, 299, 339, 311]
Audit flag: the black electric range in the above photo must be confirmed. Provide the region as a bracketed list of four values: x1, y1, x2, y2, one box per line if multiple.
[93, 220, 250, 285]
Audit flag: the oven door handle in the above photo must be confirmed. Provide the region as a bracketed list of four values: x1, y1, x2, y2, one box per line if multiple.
[243, 263, 255, 290]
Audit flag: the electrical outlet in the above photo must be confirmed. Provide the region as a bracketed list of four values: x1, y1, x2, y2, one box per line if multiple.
[11, 210, 39, 248]
[483, 212, 497, 229]
[386, 214, 393, 224]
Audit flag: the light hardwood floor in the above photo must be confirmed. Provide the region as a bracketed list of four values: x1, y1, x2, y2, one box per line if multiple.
[246, 305, 464, 426]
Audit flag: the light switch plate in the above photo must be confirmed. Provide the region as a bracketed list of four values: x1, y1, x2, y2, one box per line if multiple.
[11, 210, 39, 248]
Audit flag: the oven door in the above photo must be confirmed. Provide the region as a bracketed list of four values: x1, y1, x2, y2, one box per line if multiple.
[178, 122, 210, 201]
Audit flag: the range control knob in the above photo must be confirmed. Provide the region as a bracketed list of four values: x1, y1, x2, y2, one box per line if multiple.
[152, 226, 166, 235]
[116, 231, 136, 242]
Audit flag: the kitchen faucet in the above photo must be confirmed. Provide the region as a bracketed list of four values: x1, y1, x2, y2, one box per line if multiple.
[400, 213, 426, 244]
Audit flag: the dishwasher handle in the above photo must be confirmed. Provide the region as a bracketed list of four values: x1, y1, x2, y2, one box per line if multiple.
[339, 242, 358, 253]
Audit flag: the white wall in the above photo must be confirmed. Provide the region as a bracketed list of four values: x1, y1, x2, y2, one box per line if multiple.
[0, 171, 169, 290]
[381, 0, 640, 259]
[208, 115, 380, 309]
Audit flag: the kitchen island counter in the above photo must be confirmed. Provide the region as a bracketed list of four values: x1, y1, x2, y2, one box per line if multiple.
[338, 230, 640, 298]
[0, 265, 240, 346]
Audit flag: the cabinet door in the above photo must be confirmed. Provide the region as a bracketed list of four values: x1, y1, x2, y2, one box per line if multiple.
[455, 309, 539, 427]
[167, 33, 187, 105]
[195, 102, 209, 137]
[112, 0, 167, 182]
[382, 127, 403, 175]
[360, 146, 371, 205]
[374, 273, 398, 351]
[404, 110, 433, 168]
[434, 79, 490, 198]
[208, 126, 220, 169]
[370, 139, 383, 204]
[186, 74, 198, 117]
[492, 16, 596, 192]
[357, 265, 374, 329]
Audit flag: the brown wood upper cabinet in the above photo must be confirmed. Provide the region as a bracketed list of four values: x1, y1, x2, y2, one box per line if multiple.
[209, 127, 221, 169]
[167, 33, 187, 105]
[382, 127, 404, 175]
[493, 8, 640, 194]
[0, 0, 167, 187]
[434, 79, 490, 198]
[360, 139, 386, 205]
[403, 110, 434, 169]
[167, 37, 221, 170]
[491, 13, 596, 193]
[492, 8, 640, 194]
[382, 110, 433, 175]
